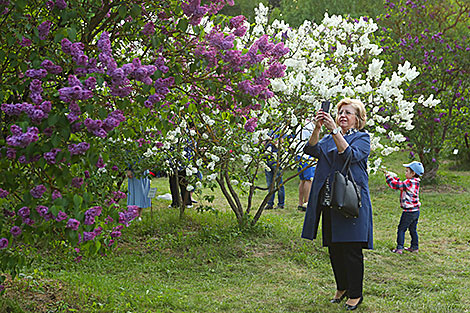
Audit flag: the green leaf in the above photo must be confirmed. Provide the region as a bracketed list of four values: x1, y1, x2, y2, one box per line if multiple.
[48, 114, 59, 126]
[68, 25, 77, 41]
[177, 19, 189, 32]
[15, 0, 27, 10]
[130, 4, 141, 17]
[118, 5, 127, 18]
[50, 205, 59, 216]
[73, 194, 83, 209]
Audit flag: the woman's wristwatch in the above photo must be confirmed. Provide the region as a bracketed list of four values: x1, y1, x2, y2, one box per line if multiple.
[331, 127, 341, 135]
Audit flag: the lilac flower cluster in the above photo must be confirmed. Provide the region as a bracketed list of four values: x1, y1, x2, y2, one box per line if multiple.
[238, 79, 273, 100]
[43, 148, 61, 164]
[84, 206, 102, 225]
[83, 231, 96, 241]
[66, 218, 80, 230]
[71, 177, 84, 188]
[38, 21, 52, 40]
[18, 207, 35, 226]
[54, 0, 67, 10]
[61, 38, 102, 76]
[83, 109, 125, 138]
[55, 211, 68, 222]
[41, 59, 63, 75]
[29, 79, 43, 104]
[0, 188, 9, 198]
[1, 101, 51, 124]
[182, 0, 208, 25]
[106, 190, 127, 206]
[118, 205, 139, 226]
[10, 226, 22, 237]
[207, 30, 236, 51]
[36, 205, 53, 221]
[30, 184, 47, 198]
[141, 22, 155, 36]
[155, 56, 169, 73]
[51, 189, 62, 200]
[130, 58, 157, 85]
[0, 238, 8, 249]
[229, 15, 247, 37]
[244, 117, 258, 133]
[20, 36, 32, 47]
[6, 125, 39, 148]
[68, 142, 90, 155]
[96, 156, 105, 168]
[145, 77, 175, 108]
[25, 69, 48, 79]
[58, 75, 93, 103]
[2, 209, 14, 218]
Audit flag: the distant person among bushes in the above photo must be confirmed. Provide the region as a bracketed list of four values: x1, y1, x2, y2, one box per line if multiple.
[295, 120, 316, 212]
[263, 128, 285, 210]
[301, 98, 373, 310]
[384, 161, 424, 255]
[126, 169, 151, 220]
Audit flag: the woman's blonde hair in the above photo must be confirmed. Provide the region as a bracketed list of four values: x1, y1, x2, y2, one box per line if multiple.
[335, 98, 367, 130]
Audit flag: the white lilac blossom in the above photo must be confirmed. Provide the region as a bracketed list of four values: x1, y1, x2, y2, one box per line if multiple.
[247, 5, 420, 172]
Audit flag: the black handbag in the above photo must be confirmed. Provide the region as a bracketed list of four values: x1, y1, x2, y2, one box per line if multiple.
[330, 154, 362, 218]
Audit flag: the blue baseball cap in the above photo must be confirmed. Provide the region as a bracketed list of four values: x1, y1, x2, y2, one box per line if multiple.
[403, 161, 424, 176]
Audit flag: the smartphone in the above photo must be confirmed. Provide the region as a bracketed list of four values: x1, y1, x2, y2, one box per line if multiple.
[321, 100, 330, 113]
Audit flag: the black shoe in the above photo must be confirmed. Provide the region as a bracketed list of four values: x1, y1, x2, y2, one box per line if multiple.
[345, 296, 363, 310]
[330, 291, 347, 303]
[297, 205, 306, 212]
[265, 205, 274, 210]
[276, 205, 284, 209]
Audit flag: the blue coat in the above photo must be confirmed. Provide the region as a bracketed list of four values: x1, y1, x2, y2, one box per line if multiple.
[301, 131, 373, 249]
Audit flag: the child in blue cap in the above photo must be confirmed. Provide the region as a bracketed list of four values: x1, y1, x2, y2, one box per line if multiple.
[383, 161, 424, 254]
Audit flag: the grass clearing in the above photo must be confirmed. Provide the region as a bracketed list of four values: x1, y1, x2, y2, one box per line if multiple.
[2, 159, 470, 312]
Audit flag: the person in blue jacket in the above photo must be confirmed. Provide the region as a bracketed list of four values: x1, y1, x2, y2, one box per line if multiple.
[301, 98, 373, 311]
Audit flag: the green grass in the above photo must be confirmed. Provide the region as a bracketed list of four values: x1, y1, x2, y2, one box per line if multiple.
[2, 159, 470, 313]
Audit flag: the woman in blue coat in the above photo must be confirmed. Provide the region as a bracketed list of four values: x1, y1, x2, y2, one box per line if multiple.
[301, 98, 373, 311]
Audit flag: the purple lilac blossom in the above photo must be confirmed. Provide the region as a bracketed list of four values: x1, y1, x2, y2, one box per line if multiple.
[71, 177, 84, 188]
[20, 37, 32, 47]
[83, 231, 96, 241]
[66, 218, 80, 230]
[0, 188, 9, 198]
[96, 156, 105, 168]
[35, 205, 49, 217]
[142, 22, 155, 35]
[68, 142, 90, 155]
[6, 126, 39, 148]
[3, 209, 14, 218]
[110, 230, 121, 238]
[44, 148, 61, 164]
[0, 238, 8, 249]
[55, 0, 68, 9]
[18, 207, 30, 218]
[25, 69, 48, 79]
[52, 189, 62, 200]
[23, 218, 35, 226]
[38, 21, 52, 40]
[30, 184, 47, 198]
[6, 148, 16, 159]
[10, 226, 22, 237]
[55, 211, 68, 222]
[244, 118, 258, 132]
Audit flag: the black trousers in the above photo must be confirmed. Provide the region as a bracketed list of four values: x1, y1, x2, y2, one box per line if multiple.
[328, 242, 364, 299]
[169, 170, 191, 207]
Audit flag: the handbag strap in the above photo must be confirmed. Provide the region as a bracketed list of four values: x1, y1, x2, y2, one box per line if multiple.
[342, 154, 362, 207]
[340, 153, 352, 174]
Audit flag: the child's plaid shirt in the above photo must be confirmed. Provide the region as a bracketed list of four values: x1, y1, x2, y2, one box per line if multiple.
[385, 174, 421, 212]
